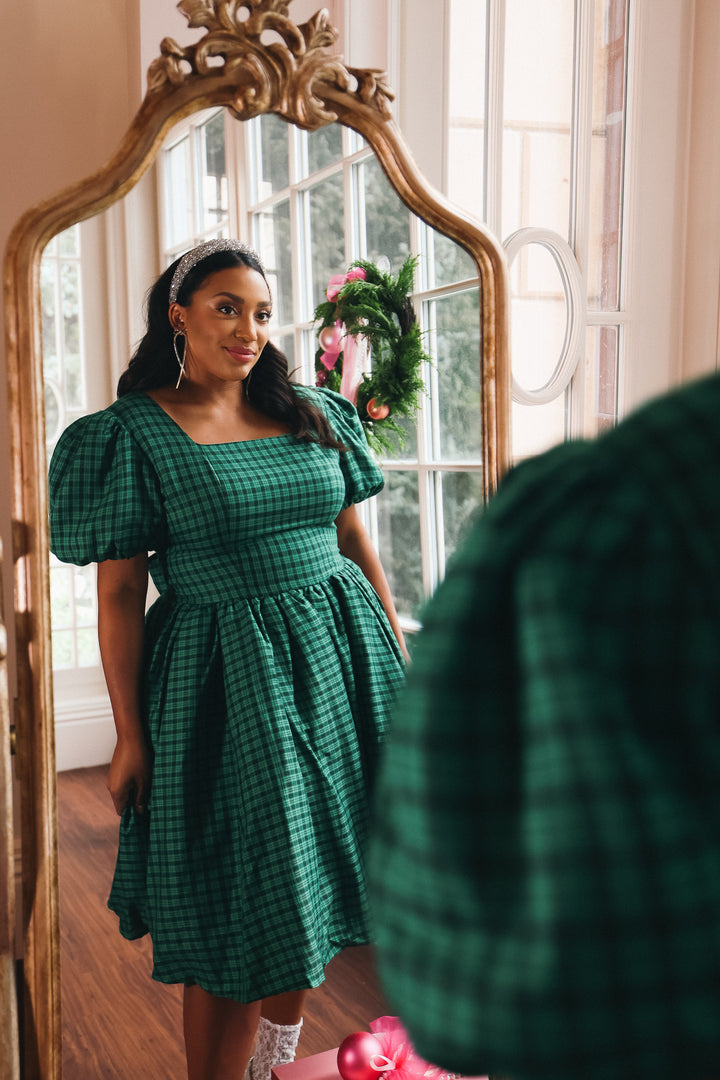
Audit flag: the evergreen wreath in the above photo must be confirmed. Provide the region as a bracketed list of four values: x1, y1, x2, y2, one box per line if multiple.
[313, 255, 428, 452]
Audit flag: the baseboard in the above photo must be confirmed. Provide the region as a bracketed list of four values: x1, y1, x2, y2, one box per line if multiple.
[54, 695, 115, 772]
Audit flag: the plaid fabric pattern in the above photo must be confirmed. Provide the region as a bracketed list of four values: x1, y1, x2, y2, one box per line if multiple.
[369, 373, 720, 1080]
[49, 387, 405, 1002]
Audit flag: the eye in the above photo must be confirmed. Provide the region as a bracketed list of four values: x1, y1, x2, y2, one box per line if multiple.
[217, 303, 238, 316]
[257, 310, 272, 322]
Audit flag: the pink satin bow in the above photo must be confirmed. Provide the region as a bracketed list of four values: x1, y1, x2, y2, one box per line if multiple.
[326, 265, 367, 302]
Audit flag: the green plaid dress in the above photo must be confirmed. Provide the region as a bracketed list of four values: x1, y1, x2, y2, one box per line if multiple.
[49, 387, 404, 1002]
[370, 372, 720, 1080]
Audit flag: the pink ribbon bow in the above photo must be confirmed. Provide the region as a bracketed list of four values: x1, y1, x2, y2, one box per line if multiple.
[368, 1017, 487, 1080]
[317, 267, 368, 405]
[367, 1017, 436, 1080]
[326, 265, 367, 302]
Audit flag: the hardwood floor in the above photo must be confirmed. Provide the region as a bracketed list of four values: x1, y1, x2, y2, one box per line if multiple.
[57, 766, 388, 1079]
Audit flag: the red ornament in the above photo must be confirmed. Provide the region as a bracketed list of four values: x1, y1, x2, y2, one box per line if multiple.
[337, 1031, 385, 1080]
[366, 398, 389, 420]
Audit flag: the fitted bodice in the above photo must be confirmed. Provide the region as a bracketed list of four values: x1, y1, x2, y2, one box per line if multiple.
[145, 430, 349, 601]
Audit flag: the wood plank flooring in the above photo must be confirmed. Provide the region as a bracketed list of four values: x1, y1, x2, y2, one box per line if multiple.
[57, 766, 388, 1080]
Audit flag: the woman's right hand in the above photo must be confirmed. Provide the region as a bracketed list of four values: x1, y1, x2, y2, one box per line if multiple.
[106, 732, 152, 816]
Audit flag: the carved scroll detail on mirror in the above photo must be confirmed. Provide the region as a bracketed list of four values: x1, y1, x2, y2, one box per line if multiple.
[3, 3, 510, 1075]
[149, 0, 394, 126]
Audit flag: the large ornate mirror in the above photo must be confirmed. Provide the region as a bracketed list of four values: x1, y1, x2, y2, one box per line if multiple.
[3, 1, 510, 1075]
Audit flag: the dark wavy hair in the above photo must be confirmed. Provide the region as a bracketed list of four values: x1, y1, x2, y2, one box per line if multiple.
[117, 247, 343, 449]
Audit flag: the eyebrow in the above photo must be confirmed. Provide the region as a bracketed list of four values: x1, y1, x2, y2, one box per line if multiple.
[212, 291, 272, 308]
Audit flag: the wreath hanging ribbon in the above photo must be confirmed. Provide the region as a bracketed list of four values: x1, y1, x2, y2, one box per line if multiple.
[313, 256, 428, 452]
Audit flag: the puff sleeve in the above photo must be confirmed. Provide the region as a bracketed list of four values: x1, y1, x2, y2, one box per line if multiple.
[49, 409, 166, 565]
[311, 387, 385, 507]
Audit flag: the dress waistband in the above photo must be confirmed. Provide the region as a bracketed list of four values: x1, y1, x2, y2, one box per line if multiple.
[151, 527, 347, 603]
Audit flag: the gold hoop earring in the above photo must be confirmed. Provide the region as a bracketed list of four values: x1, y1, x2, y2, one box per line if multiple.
[173, 329, 187, 389]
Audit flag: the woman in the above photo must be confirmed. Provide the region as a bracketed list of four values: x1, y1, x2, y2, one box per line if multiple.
[49, 239, 407, 1080]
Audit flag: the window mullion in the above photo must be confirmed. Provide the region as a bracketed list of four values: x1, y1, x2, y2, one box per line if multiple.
[568, 0, 595, 439]
[485, 0, 506, 234]
[569, 0, 595, 264]
[345, 158, 360, 262]
[416, 466, 437, 600]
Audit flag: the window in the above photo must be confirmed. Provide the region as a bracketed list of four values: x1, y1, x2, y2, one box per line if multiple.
[446, 0, 629, 459]
[244, 116, 485, 623]
[159, 108, 234, 263]
[155, 0, 632, 623]
[42, 226, 101, 674]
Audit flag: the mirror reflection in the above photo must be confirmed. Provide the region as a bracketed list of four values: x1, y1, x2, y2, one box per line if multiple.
[42, 107, 486, 1073]
[44, 108, 486, 724]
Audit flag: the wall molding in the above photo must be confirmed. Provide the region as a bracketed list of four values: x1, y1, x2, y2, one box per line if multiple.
[54, 696, 114, 773]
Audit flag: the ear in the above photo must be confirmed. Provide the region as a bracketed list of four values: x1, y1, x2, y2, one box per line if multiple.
[168, 303, 186, 331]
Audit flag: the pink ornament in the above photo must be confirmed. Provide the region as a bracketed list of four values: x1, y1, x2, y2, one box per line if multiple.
[366, 398, 390, 420]
[337, 1031, 385, 1080]
[318, 325, 339, 352]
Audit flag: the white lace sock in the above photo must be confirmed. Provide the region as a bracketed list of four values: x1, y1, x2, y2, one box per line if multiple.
[246, 1016, 304, 1080]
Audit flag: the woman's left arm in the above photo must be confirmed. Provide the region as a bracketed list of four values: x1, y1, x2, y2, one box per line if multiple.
[336, 504, 410, 662]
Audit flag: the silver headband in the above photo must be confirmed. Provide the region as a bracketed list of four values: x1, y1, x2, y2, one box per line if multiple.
[168, 239, 266, 304]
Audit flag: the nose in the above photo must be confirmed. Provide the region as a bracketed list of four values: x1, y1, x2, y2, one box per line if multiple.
[234, 314, 256, 341]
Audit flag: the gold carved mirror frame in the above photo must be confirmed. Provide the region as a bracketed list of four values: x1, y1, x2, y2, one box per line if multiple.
[3, 1, 510, 1074]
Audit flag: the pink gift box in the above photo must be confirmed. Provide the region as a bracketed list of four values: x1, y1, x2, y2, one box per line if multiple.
[272, 1049, 341, 1080]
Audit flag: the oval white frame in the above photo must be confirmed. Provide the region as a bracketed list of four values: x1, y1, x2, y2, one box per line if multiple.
[504, 227, 586, 406]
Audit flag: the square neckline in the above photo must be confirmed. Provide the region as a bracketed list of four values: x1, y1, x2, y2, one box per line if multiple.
[139, 391, 297, 447]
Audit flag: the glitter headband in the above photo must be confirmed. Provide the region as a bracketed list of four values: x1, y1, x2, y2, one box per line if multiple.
[168, 239, 266, 304]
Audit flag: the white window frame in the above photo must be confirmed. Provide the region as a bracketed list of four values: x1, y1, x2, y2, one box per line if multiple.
[399, 0, 696, 445]
[157, 106, 241, 265]
[239, 116, 486, 622]
[44, 221, 118, 770]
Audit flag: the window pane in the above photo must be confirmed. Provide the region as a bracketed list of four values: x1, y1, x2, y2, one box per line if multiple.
[255, 114, 290, 198]
[440, 470, 483, 566]
[45, 382, 62, 447]
[74, 564, 98, 628]
[41, 261, 59, 379]
[375, 472, 424, 620]
[584, 324, 619, 436]
[512, 396, 566, 460]
[199, 112, 228, 231]
[50, 566, 73, 629]
[432, 288, 483, 461]
[165, 136, 193, 247]
[76, 628, 99, 667]
[426, 228, 477, 289]
[254, 202, 293, 327]
[61, 263, 83, 410]
[307, 125, 343, 174]
[502, 0, 574, 239]
[275, 331, 296, 373]
[359, 156, 411, 272]
[587, 0, 627, 309]
[52, 630, 74, 669]
[58, 225, 80, 257]
[377, 412, 418, 463]
[307, 174, 345, 311]
[447, 0, 487, 220]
